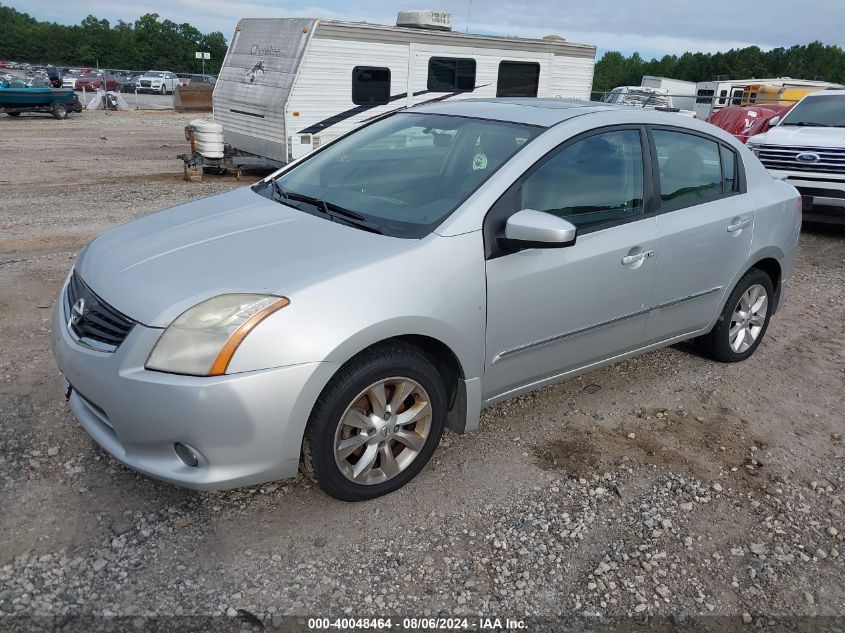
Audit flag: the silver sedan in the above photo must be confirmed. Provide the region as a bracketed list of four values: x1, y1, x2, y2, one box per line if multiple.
[52, 99, 801, 500]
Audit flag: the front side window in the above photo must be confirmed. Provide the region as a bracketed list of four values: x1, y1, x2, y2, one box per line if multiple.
[497, 61, 540, 97]
[259, 113, 541, 238]
[352, 66, 390, 105]
[427, 57, 476, 92]
[653, 130, 723, 211]
[520, 129, 644, 230]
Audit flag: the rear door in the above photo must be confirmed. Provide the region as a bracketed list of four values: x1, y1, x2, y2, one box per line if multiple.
[643, 127, 751, 343]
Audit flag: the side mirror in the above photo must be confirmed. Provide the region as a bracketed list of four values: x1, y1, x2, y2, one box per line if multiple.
[768, 115, 781, 127]
[498, 209, 577, 252]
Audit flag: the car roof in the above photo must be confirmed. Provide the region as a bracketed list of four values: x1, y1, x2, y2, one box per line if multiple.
[411, 98, 618, 127]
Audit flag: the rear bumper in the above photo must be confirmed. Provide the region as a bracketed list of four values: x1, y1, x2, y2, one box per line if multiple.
[772, 173, 845, 223]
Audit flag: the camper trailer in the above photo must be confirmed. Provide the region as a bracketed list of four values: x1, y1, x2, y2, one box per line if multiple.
[212, 12, 597, 165]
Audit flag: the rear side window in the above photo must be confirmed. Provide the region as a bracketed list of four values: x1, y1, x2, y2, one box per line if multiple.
[497, 61, 540, 97]
[352, 66, 391, 105]
[520, 129, 644, 229]
[653, 130, 725, 211]
[721, 145, 738, 193]
[427, 57, 476, 92]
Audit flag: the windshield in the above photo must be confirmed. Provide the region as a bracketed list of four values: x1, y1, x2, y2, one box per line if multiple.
[144, 72, 166, 78]
[780, 94, 845, 127]
[256, 113, 541, 238]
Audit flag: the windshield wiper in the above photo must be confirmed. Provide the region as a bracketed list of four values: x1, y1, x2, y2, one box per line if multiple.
[268, 176, 288, 201]
[781, 121, 826, 127]
[266, 182, 382, 233]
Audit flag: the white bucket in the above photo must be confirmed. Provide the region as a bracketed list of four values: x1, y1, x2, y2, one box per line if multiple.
[187, 119, 224, 159]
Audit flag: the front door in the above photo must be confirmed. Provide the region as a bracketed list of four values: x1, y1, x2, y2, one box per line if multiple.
[483, 127, 658, 401]
[643, 127, 753, 343]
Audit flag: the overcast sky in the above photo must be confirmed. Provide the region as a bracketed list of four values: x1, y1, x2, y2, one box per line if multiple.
[10, 0, 844, 59]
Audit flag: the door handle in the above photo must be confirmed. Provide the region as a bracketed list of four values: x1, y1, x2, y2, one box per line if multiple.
[727, 218, 751, 232]
[621, 250, 654, 266]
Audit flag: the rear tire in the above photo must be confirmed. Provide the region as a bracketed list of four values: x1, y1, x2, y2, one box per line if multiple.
[303, 344, 447, 501]
[52, 102, 68, 120]
[697, 269, 773, 363]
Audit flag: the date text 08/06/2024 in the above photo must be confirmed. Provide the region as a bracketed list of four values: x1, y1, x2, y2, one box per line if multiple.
[307, 617, 527, 630]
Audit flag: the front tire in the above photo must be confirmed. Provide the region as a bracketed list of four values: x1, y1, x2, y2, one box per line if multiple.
[698, 269, 773, 363]
[303, 344, 447, 501]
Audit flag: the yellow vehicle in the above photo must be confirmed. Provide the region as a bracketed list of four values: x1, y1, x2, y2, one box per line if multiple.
[741, 83, 827, 107]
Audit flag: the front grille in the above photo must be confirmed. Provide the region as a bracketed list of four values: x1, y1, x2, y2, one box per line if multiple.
[758, 145, 845, 175]
[65, 271, 135, 351]
[139, 80, 151, 88]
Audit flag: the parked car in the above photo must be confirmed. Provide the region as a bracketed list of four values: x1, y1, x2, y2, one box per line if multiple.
[603, 86, 697, 118]
[747, 89, 845, 224]
[74, 72, 119, 91]
[135, 70, 180, 95]
[52, 99, 800, 501]
[179, 74, 217, 88]
[62, 72, 80, 89]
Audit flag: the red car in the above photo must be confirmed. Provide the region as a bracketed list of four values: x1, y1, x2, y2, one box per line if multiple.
[74, 73, 119, 91]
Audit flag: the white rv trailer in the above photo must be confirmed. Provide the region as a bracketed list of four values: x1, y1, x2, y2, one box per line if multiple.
[693, 77, 838, 120]
[212, 14, 597, 165]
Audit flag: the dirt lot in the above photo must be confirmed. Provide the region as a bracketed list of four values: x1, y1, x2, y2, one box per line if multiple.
[1, 110, 843, 627]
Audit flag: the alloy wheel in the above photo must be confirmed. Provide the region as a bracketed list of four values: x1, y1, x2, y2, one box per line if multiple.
[333, 377, 432, 485]
[729, 283, 768, 353]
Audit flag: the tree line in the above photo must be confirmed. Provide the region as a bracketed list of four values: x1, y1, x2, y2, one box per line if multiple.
[593, 42, 845, 93]
[0, 4, 228, 73]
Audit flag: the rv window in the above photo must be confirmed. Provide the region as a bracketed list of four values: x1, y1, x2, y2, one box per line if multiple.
[352, 66, 391, 105]
[427, 57, 476, 92]
[731, 88, 744, 106]
[496, 61, 540, 97]
[695, 89, 715, 104]
[717, 89, 728, 106]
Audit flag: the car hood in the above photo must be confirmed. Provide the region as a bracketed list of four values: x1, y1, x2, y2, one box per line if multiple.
[750, 126, 845, 148]
[76, 186, 410, 327]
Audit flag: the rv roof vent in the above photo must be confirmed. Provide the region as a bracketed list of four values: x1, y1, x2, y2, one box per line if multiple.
[396, 11, 452, 31]
[543, 35, 566, 42]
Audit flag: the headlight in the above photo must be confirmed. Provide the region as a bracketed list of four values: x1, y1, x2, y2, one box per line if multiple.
[145, 294, 290, 376]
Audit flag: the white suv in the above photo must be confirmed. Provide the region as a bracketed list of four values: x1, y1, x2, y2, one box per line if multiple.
[136, 70, 180, 95]
[748, 89, 845, 224]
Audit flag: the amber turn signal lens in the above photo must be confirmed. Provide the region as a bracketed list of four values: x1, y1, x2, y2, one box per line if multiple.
[208, 297, 290, 375]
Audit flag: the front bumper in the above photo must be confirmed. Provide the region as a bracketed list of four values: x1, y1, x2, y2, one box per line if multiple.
[51, 279, 333, 490]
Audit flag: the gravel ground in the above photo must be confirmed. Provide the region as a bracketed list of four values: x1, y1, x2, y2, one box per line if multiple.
[0, 110, 843, 628]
